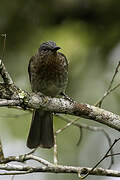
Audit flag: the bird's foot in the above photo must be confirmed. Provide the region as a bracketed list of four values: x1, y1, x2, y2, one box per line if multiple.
[60, 92, 74, 102]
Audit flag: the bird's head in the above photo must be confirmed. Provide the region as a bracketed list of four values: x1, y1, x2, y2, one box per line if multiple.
[39, 41, 61, 53]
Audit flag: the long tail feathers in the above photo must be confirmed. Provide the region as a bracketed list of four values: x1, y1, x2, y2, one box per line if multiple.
[27, 110, 54, 149]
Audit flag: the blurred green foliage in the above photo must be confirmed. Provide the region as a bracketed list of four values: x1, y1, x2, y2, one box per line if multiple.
[0, 0, 120, 179]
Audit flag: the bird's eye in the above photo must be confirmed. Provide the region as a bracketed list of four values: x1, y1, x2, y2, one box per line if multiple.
[42, 47, 50, 51]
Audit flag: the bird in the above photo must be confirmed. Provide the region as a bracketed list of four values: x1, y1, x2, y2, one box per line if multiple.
[27, 41, 68, 149]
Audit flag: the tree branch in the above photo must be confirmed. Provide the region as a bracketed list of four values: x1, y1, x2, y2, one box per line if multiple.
[0, 82, 120, 132]
[0, 154, 120, 177]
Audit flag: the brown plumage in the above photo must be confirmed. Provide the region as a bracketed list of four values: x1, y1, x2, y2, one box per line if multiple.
[27, 41, 68, 149]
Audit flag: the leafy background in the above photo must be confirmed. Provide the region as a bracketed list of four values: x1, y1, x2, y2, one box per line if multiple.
[0, 0, 120, 179]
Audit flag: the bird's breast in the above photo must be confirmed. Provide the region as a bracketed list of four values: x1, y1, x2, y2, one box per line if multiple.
[30, 55, 68, 96]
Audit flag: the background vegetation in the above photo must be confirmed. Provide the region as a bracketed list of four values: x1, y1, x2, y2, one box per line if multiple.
[0, 0, 120, 179]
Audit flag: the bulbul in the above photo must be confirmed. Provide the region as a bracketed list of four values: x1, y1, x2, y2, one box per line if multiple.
[27, 41, 68, 149]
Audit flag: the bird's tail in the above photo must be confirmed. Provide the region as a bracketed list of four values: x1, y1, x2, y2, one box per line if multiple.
[27, 110, 54, 149]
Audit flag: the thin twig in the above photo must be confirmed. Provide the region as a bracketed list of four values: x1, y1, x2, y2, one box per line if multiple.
[54, 134, 58, 165]
[108, 61, 120, 91]
[55, 118, 79, 135]
[80, 138, 120, 179]
[0, 138, 4, 161]
[54, 117, 80, 164]
[95, 61, 120, 107]
[0, 59, 13, 84]
[95, 83, 120, 107]
[2, 154, 53, 167]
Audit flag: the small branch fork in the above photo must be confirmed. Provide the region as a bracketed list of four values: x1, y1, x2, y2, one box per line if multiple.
[0, 35, 120, 178]
[0, 137, 119, 177]
[95, 61, 120, 107]
[80, 138, 120, 179]
[0, 151, 120, 177]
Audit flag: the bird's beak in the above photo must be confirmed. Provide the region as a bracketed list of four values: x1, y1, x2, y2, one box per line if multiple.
[53, 46, 61, 51]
